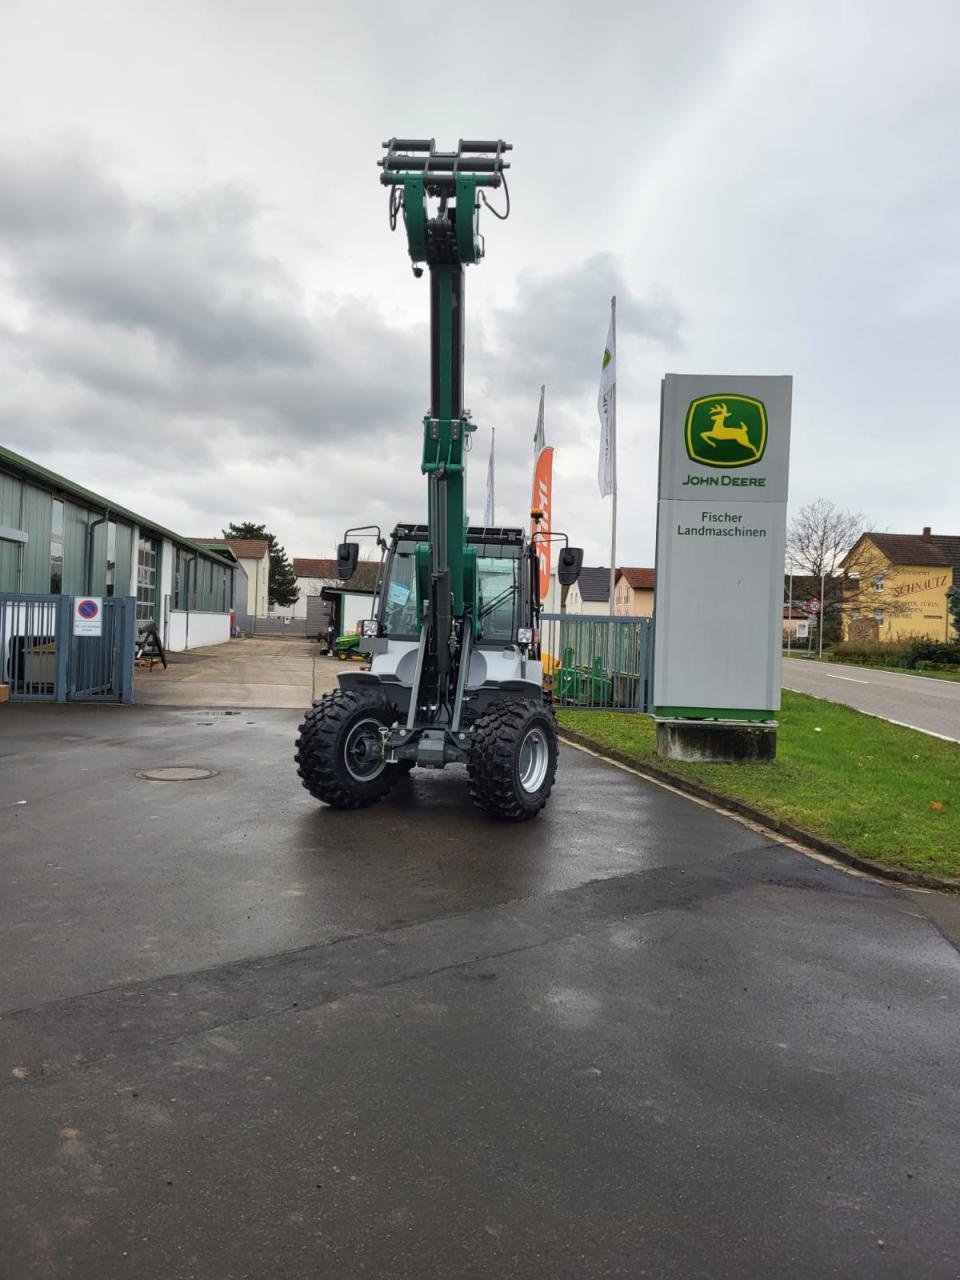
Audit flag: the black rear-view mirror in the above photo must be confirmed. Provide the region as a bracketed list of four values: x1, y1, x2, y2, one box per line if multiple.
[557, 546, 583, 587]
[337, 542, 359, 580]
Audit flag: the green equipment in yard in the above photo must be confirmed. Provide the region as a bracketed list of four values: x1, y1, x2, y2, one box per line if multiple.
[295, 138, 583, 819]
[332, 634, 364, 661]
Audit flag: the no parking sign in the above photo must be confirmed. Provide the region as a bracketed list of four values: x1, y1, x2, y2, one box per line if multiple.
[74, 597, 102, 637]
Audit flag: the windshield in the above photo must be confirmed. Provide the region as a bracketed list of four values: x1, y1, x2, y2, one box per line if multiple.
[379, 538, 522, 644]
[478, 554, 519, 645]
[380, 543, 419, 639]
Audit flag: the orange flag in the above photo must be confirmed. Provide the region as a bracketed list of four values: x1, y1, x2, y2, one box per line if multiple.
[530, 446, 554, 603]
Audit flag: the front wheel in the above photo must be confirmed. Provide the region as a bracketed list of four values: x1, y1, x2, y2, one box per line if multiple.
[467, 700, 559, 821]
[295, 689, 399, 809]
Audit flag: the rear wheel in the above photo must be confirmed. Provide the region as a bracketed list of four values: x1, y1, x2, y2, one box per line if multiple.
[295, 689, 399, 809]
[467, 699, 559, 821]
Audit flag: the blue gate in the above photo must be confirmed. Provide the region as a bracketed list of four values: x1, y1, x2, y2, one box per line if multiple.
[540, 613, 653, 712]
[0, 593, 136, 703]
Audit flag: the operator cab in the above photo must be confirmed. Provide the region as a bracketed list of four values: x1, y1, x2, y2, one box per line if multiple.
[376, 523, 533, 651]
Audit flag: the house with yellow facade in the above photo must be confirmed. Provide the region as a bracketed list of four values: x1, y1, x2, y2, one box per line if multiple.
[841, 528, 960, 643]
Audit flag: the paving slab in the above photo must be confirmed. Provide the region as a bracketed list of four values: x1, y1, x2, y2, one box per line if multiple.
[134, 637, 341, 709]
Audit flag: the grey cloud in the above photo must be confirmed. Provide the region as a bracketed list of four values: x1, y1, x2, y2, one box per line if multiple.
[0, 147, 128, 240]
[0, 147, 430, 465]
[476, 253, 682, 398]
[0, 146, 678, 560]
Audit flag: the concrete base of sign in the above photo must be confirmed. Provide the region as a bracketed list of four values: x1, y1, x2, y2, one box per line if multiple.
[655, 717, 778, 763]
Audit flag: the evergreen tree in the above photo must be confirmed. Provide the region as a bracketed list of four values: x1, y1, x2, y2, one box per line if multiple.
[948, 585, 960, 639]
[223, 522, 299, 608]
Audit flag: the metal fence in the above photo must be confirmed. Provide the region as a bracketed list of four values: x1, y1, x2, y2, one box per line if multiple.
[0, 593, 135, 703]
[540, 613, 653, 712]
[251, 616, 311, 637]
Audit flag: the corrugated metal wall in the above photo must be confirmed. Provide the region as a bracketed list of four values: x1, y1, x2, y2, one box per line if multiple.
[114, 523, 133, 597]
[19, 485, 52, 593]
[0, 468, 229, 622]
[0, 471, 22, 589]
[63, 502, 90, 594]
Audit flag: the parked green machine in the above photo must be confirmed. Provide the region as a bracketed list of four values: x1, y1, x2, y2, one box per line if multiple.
[295, 139, 582, 819]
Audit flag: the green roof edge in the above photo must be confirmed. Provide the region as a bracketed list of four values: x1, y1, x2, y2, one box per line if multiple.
[0, 442, 233, 565]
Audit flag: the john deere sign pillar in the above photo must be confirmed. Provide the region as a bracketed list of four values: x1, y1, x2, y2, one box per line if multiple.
[653, 374, 793, 761]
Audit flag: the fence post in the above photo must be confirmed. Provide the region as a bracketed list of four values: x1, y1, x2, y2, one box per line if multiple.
[55, 597, 71, 702]
[119, 598, 136, 703]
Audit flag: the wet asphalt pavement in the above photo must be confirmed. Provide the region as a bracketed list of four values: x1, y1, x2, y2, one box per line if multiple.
[2, 704, 960, 1278]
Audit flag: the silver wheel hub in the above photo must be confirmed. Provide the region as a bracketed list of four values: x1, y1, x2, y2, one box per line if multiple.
[518, 726, 549, 794]
[344, 716, 386, 782]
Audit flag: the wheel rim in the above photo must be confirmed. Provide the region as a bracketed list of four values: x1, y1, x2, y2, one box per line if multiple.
[344, 716, 386, 782]
[518, 726, 549, 794]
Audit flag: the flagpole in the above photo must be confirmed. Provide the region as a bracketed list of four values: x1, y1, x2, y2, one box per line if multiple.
[608, 295, 617, 616]
[491, 426, 495, 526]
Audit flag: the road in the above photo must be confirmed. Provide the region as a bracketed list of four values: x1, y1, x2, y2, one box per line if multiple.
[783, 657, 960, 740]
[2, 704, 960, 1278]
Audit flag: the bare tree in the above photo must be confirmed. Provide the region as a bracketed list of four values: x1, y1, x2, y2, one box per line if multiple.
[786, 500, 910, 643]
[786, 499, 865, 578]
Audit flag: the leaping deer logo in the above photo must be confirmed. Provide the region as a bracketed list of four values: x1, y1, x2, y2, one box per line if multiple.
[701, 402, 760, 459]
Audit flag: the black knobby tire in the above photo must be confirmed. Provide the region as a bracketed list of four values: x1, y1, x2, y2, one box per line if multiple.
[295, 688, 399, 809]
[467, 699, 559, 821]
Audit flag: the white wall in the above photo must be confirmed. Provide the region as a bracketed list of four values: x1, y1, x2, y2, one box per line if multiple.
[342, 592, 376, 634]
[159, 539, 174, 606]
[541, 569, 562, 614]
[167, 610, 230, 652]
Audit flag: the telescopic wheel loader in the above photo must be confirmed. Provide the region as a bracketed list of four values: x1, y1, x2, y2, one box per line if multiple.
[295, 139, 583, 820]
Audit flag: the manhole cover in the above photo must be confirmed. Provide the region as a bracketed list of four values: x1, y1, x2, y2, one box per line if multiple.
[136, 766, 219, 782]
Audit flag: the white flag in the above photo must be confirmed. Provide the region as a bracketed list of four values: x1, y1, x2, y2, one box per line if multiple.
[483, 428, 495, 526]
[597, 302, 616, 498]
[533, 384, 545, 459]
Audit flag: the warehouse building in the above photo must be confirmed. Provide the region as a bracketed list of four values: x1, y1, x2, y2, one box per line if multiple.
[0, 445, 236, 651]
[195, 538, 268, 628]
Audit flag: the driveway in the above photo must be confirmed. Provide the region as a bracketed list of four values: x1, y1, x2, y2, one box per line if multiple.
[2, 704, 960, 1278]
[783, 656, 960, 740]
[134, 636, 340, 709]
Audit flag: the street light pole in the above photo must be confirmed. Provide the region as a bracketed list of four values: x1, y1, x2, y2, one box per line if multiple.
[818, 568, 826, 660]
[787, 560, 794, 655]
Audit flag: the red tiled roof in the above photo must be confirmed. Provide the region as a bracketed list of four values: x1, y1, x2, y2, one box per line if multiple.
[296, 559, 381, 593]
[293, 558, 338, 579]
[617, 567, 655, 590]
[857, 533, 949, 568]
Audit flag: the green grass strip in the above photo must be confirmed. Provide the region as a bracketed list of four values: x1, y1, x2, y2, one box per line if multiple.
[557, 691, 960, 878]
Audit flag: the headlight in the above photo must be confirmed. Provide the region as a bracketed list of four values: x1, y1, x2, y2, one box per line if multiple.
[516, 627, 533, 646]
[360, 618, 379, 638]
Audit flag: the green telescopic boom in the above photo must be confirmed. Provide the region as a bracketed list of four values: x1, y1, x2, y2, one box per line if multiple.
[379, 137, 512, 702]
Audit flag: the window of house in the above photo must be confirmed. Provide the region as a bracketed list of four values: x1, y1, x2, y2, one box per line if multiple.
[851, 608, 861, 621]
[874, 609, 884, 626]
[49, 499, 65, 593]
[872, 573, 885, 592]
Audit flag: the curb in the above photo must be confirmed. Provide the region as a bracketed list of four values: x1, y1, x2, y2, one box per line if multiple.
[558, 728, 960, 896]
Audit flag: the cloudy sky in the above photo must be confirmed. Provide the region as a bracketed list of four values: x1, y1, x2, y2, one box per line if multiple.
[1, 0, 957, 566]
